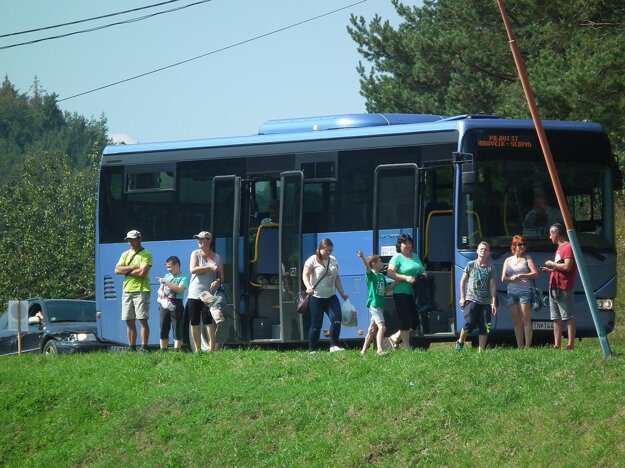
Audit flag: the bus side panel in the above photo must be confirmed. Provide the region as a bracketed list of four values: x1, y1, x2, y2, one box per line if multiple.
[97, 240, 198, 346]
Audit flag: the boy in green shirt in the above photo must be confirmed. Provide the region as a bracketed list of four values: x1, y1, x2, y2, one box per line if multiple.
[357, 250, 395, 356]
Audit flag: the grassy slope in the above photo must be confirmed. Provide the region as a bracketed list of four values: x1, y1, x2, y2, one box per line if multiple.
[1, 200, 623, 467]
[1, 346, 625, 467]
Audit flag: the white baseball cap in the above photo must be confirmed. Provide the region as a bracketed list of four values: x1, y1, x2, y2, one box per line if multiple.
[124, 230, 142, 240]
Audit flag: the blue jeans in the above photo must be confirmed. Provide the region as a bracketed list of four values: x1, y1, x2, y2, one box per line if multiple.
[308, 295, 341, 351]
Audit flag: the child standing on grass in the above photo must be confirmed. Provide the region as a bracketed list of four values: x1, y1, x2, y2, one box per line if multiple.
[456, 241, 498, 352]
[357, 250, 394, 357]
[157, 256, 189, 351]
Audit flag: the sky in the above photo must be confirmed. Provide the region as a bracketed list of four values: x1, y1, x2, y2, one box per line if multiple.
[1, 0, 420, 145]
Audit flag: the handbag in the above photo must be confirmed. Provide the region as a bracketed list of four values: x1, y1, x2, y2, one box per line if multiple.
[531, 281, 543, 312]
[296, 291, 311, 315]
[296, 260, 330, 315]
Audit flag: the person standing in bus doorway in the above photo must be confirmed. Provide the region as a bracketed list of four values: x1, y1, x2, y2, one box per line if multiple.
[386, 234, 426, 350]
[187, 231, 225, 352]
[501, 235, 538, 348]
[114, 230, 152, 352]
[541, 223, 577, 350]
[157, 256, 189, 352]
[456, 241, 498, 352]
[303, 238, 349, 353]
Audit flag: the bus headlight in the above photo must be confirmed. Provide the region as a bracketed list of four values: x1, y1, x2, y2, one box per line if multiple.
[597, 299, 613, 310]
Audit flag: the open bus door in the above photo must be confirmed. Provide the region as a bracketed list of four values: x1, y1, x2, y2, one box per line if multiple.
[373, 163, 420, 338]
[211, 175, 241, 344]
[278, 171, 305, 341]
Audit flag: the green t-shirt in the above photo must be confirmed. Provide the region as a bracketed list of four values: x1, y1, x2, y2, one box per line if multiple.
[366, 271, 387, 308]
[119, 248, 152, 292]
[389, 252, 425, 295]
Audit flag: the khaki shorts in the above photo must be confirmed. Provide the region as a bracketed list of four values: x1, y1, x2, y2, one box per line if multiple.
[549, 289, 574, 321]
[122, 291, 150, 320]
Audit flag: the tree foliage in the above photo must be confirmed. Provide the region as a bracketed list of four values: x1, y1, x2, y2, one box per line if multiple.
[0, 77, 108, 185]
[349, 0, 625, 173]
[0, 151, 98, 306]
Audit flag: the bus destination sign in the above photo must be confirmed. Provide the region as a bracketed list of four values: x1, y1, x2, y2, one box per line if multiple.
[477, 134, 534, 149]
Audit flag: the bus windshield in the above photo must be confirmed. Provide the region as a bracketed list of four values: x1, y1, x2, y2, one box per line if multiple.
[459, 129, 615, 251]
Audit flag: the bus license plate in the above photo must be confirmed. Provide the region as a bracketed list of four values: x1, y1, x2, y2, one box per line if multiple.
[532, 321, 553, 330]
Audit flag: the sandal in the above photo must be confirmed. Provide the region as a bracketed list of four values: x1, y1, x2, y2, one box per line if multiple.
[565, 343, 574, 350]
[553, 344, 561, 350]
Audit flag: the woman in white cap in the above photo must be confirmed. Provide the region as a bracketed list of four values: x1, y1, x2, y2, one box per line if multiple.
[186, 231, 225, 352]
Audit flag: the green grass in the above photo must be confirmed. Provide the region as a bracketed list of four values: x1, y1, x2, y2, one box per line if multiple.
[1, 198, 623, 467]
[1, 344, 625, 467]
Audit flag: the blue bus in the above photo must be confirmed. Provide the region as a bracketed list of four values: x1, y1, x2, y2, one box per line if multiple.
[96, 113, 618, 348]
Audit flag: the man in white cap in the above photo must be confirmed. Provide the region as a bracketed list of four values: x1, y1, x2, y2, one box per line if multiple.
[114, 230, 152, 351]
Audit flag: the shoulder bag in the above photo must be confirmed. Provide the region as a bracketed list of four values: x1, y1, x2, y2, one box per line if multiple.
[296, 260, 329, 315]
[531, 280, 543, 312]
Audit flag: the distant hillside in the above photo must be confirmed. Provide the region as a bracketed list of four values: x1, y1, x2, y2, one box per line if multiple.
[0, 76, 108, 185]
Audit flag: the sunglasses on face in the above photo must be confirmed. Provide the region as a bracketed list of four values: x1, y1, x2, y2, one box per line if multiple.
[517, 243, 527, 247]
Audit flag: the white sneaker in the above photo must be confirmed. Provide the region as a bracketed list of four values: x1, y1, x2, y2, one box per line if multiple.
[329, 345, 345, 352]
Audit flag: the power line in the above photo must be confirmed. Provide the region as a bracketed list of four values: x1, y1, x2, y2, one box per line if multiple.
[58, 0, 368, 102]
[0, 0, 213, 51]
[0, 0, 185, 39]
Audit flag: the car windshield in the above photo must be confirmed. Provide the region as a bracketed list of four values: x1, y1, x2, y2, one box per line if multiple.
[46, 301, 96, 323]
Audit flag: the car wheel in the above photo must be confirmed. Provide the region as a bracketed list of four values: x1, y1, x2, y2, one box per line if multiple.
[43, 340, 58, 355]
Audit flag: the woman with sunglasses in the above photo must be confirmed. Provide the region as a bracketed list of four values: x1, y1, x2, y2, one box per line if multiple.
[501, 235, 538, 348]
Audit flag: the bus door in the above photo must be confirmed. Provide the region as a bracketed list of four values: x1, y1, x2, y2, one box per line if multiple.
[278, 171, 305, 341]
[373, 163, 419, 336]
[211, 175, 241, 343]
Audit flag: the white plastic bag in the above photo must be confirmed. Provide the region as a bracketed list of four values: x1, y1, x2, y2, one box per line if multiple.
[158, 297, 176, 311]
[341, 299, 358, 328]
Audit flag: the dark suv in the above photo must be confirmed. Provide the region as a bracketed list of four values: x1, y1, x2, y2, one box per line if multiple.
[0, 298, 112, 355]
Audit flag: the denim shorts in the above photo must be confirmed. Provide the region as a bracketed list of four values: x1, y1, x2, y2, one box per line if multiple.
[506, 292, 532, 306]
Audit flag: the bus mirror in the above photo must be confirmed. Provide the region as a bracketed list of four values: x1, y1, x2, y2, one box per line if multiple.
[453, 152, 476, 193]
[462, 162, 476, 193]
